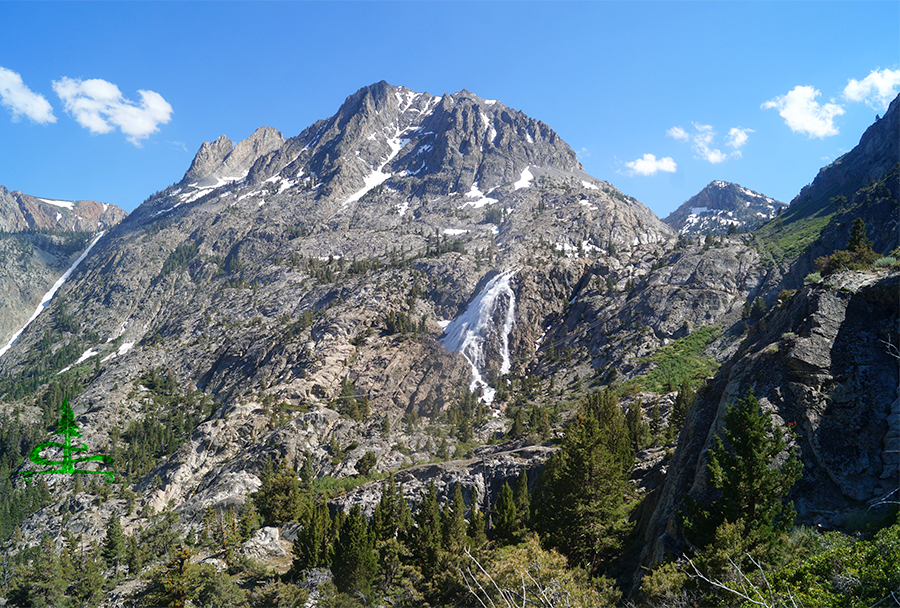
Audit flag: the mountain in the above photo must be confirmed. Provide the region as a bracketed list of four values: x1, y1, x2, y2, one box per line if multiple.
[634, 94, 900, 581]
[754, 93, 900, 289]
[0, 189, 127, 349]
[0, 186, 126, 233]
[0, 81, 680, 517]
[0, 82, 897, 606]
[663, 181, 786, 235]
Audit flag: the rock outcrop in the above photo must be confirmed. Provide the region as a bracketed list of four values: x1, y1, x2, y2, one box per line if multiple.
[637, 269, 900, 568]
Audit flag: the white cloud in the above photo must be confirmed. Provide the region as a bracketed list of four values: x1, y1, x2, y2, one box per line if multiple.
[624, 153, 677, 176]
[52, 77, 172, 145]
[669, 122, 748, 163]
[762, 85, 844, 138]
[843, 68, 900, 110]
[666, 126, 689, 141]
[725, 127, 754, 158]
[690, 123, 726, 164]
[0, 67, 56, 124]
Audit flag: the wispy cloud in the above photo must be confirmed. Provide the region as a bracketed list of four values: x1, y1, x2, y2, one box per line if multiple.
[762, 85, 844, 138]
[0, 66, 55, 124]
[624, 153, 677, 176]
[669, 123, 746, 163]
[690, 123, 726, 163]
[666, 126, 689, 141]
[843, 68, 900, 110]
[52, 77, 172, 146]
[726, 127, 754, 158]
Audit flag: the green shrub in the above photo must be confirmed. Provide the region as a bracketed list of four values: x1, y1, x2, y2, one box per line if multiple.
[629, 326, 721, 394]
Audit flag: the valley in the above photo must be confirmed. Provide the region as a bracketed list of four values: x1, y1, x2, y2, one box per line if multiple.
[0, 82, 897, 608]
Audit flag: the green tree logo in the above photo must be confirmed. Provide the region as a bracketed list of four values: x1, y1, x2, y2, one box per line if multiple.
[22, 397, 115, 483]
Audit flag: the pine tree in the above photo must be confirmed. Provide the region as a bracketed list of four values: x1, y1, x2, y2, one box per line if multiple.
[102, 511, 125, 574]
[442, 484, 468, 551]
[238, 498, 261, 542]
[331, 505, 377, 597]
[533, 389, 633, 570]
[492, 482, 519, 546]
[291, 499, 330, 573]
[25, 535, 66, 607]
[669, 379, 695, 439]
[847, 217, 873, 253]
[467, 505, 487, 548]
[684, 390, 802, 551]
[626, 397, 650, 451]
[73, 547, 105, 607]
[299, 456, 315, 493]
[145, 544, 205, 608]
[412, 482, 442, 580]
[509, 408, 525, 438]
[253, 458, 302, 526]
[514, 468, 531, 530]
[372, 473, 401, 542]
[356, 451, 377, 476]
[126, 534, 143, 575]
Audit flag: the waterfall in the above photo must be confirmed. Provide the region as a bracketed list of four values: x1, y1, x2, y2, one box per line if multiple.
[440, 269, 517, 404]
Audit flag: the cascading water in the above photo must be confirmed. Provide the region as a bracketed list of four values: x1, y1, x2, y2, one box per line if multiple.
[440, 269, 517, 405]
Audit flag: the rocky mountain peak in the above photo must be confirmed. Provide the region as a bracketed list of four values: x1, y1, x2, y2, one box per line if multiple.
[181, 127, 284, 188]
[663, 180, 786, 235]
[0, 187, 126, 233]
[171, 81, 585, 214]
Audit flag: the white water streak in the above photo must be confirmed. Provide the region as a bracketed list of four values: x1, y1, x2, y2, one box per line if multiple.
[0, 232, 105, 358]
[440, 270, 517, 404]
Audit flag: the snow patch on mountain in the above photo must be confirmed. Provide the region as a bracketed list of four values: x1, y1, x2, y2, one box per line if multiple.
[39, 198, 74, 209]
[460, 182, 498, 208]
[514, 166, 534, 190]
[0, 231, 105, 358]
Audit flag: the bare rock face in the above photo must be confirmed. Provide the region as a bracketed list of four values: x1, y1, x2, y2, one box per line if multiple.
[637, 269, 900, 568]
[0, 186, 127, 233]
[329, 442, 556, 518]
[241, 526, 292, 562]
[181, 127, 286, 187]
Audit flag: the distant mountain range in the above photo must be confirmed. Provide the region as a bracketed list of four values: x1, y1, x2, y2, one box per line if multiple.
[0, 186, 126, 233]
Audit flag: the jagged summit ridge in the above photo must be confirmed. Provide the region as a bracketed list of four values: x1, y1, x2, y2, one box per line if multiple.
[663, 180, 786, 235]
[168, 81, 585, 216]
[0, 185, 126, 233]
[181, 126, 285, 188]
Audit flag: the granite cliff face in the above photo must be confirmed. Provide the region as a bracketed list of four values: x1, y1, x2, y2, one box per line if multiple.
[637, 269, 899, 568]
[634, 93, 900, 575]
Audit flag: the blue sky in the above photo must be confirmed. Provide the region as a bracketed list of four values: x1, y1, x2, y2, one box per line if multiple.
[0, 1, 897, 218]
